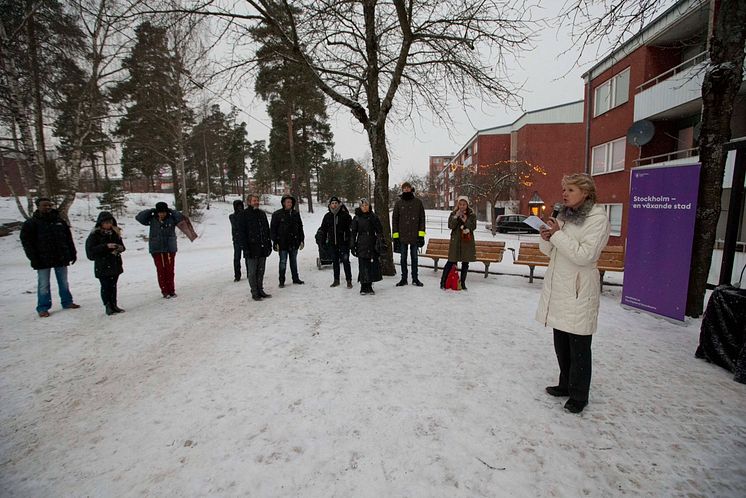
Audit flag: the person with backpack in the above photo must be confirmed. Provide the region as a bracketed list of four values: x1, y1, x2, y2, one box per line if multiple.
[440, 196, 477, 290]
[270, 195, 305, 288]
[85, 211, 126, 315]
[318, 196, 353, 288]
[351, 198, 384, 295]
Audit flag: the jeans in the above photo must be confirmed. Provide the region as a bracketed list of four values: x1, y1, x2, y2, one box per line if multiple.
[399, 243, 419, 281]
[37, 267, 73, 313]
[278, 249, 300, 283]
[98, 275, 119, 306]
[233, 242, 246, 279]
[553, 329, 593, 403]
[331, 245, 352, 282]
[246, 257, 267, 297]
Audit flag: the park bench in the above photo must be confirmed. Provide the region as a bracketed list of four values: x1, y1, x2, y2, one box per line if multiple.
[511, 242, 624, 289]
[421, 238, 506, 278]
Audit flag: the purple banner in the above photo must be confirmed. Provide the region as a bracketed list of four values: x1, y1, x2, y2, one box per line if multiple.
[621, 164, 700, 322]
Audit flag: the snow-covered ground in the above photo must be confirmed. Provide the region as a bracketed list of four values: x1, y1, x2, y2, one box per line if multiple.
[0, 194, 744, 497]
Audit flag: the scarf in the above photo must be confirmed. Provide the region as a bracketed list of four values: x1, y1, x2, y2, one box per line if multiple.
[558, 200, 595, 225]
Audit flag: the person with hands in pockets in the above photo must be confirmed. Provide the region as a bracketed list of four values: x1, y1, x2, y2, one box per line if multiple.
[536, 173, 610, 414]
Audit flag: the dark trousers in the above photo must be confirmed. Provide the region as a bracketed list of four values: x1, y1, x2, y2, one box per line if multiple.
[331, 246, 352, 282]
[400, 243, 419, 280]
[246, 257, 266, 297]
[441, 261, 469, 287]
[233, 242, 246, 279]
[98, 275, 119, 306]
[553, 329, 593, 403]
[152, 252, 176, 296]
[278, 249, 300, 283]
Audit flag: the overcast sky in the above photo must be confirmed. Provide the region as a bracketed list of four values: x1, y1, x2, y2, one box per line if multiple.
[218, 1, 675, 185]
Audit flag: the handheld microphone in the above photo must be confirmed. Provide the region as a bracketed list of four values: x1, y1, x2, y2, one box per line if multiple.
[551, 203, 563, 219]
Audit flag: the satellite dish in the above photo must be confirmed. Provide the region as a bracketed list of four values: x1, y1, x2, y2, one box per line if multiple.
[626, 120, 655, 146]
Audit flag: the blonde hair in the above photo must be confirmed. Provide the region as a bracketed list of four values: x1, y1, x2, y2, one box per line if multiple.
[562, 173, 597, 204]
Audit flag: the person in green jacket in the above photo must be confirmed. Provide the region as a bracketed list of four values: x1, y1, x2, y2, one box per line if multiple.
[440, 196, 477, 290]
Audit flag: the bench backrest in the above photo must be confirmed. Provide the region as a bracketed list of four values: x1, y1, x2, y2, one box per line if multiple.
[425, 238, 505, 258]
[515, 242, 624, 269]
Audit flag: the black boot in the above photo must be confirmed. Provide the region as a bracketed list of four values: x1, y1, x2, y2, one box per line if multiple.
[346, 280, 353, 289]
[412, 279, 423, 287]
[111, 303, 125, 313]
[564, 399, 587, 413]
[279, 279, 285, 288]
[368, 285, 375, 295]
[330, 279, 340, 287]
[396, 279, 408, 287]
[545, 385, 569, 397]
[105, 303, 116, 316]
[259, 290, 272, 298]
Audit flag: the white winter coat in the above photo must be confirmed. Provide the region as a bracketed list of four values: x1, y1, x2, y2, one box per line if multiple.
[535, 204, 611, 335]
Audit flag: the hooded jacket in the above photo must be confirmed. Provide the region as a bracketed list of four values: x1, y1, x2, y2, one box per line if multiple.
[270, 195, 305, 250]
[85, 211, 125, 278]
[238, 205, 272, 258]
[535, 203, 611, 336]
[351, 207, 383, 259]
[392, 191, 426, 245]
[318, 202, 352, 248]
[135, 207, 184, 254]
[229, 200, 244, 242]
[20, 208, 77, 270]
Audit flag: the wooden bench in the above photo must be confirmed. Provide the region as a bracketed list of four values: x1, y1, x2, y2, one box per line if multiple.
[511, 242, 624, 289]
[421, 238, 506, 278]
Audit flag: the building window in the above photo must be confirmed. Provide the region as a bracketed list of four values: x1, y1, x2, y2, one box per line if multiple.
[591, 137, 626, 175]
[593, 68, 630, 116]
[473, 142, 478, 154]
[599, 204, 623, 236]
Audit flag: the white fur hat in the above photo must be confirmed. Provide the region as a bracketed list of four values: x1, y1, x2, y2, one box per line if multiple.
[456, 195, 470, 206]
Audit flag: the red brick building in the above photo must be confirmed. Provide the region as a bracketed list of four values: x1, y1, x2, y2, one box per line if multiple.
[435, 101, 585, 222]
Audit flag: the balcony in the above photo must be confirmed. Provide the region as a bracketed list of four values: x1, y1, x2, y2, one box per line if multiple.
[633, 52, 707, 121]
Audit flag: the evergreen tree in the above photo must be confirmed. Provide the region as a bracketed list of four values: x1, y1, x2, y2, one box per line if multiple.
[110, 21, 193, 208]
[97, 179, 126, 216]
[247, 140, 272, 194]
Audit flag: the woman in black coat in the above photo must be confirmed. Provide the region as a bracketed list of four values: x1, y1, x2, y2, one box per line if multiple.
[85, 211, 126, 315]
[351, 199, 383, 295]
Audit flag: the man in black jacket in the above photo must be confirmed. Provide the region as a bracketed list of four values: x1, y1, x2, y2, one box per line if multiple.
[317, 196, 353, 288]
[238, 194, 273, 301]
[20, 197, 80, 317]
[270, 195, 305, 288]
[229, 199, 246, 282]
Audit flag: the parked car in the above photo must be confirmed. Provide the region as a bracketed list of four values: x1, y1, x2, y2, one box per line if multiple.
[491, 214, 539, 234]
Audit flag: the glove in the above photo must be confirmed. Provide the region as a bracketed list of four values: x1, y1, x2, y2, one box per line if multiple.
[70, 256, 77, 265]
[393, 239, 401, 253]
[299, 241, 304, 251]
[273, 243, 279, 252]
[417, 236, 425, 248]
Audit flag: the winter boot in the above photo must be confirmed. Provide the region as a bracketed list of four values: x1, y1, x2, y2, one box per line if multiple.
[105, 304, 116, 316]
[259, 290, 272, 298]
[360, 285, 368, 295]
[545, 385, 569, 397]
[564, 399, 587, 414]
[440, 271, 448, 289]
[279, 279, 285, 288]
[396, 279, 408, 287]
[292, 279, 305, 285]
[112, 303, 126, 313]
[412, 279, 424, 287]
[368, 285, 375, 295]
[330, 279, 340, 287]
[346, 280, 353, 289]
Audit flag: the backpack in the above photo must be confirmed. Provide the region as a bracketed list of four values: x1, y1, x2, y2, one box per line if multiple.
[445, 265, 461, 290]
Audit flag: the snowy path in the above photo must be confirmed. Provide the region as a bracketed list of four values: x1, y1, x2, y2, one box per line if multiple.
[0, 196, 744, 497]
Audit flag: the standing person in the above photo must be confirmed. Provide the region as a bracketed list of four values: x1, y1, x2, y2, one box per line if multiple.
[85, 211, 126, 315]
[20, 197, 80, 317]
[440, 196, 476, 290]
[318, 196, 353, 288]
[238, 194, 273, 301]
[351, 198, 384, 295]
[136, 201, 184, 298]
[230, 199, 246, 282]
[536, 173, 611, 414]
[392, 181, 426, 287]
[270, 195, 305, 288]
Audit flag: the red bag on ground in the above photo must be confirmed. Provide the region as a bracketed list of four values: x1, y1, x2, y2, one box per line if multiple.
[445, 265, 461, 290]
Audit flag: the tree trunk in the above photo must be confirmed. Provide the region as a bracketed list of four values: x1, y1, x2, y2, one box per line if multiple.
[286, 105, 300, 201]
[176, 107, 189, 213]
[27, 11, 52, 196]
[10, 121, 34, 216]
[103, 148, 109, 180]
[686, 0, 746, 317]
[0, 155, 29, 219]
[91, 156, 99, 191]
[368, 125, 395, 276]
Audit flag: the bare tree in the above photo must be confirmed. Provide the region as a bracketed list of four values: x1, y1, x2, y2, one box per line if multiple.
[139, 0, 536, 275]
[562, 0, 746, 317]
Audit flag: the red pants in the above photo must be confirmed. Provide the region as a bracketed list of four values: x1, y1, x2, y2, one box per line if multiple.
[152, 252, 176, 296]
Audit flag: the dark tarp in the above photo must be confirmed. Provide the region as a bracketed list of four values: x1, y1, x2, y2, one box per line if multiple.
[696, 285, 746, 383]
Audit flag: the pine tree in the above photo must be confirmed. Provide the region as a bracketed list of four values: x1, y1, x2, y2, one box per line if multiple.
[97, 179, 126, 216]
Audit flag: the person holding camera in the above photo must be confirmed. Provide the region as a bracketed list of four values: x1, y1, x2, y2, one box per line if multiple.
[86, 211, 126, 315]
[440, 196, 476, 290]
[392, 182, 426, 287]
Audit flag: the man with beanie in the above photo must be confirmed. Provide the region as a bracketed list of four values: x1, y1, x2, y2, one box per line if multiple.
[230, 199, 246, 281]
[270, 195, 305, 288]
[136, 201, 184, 298]
[391, 182, 426, 286]
[317, 196, 353, 288]
[238, 194, 273, 301]
[20, 197, 80, 317]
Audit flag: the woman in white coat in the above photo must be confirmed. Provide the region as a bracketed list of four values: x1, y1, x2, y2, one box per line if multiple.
[536, 174, 610, 413]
